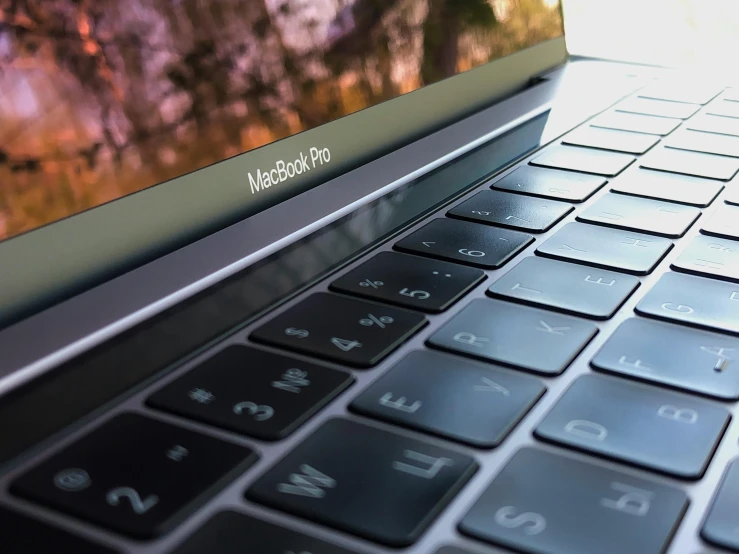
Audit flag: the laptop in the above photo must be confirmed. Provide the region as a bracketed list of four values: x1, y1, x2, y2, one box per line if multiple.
[1, 1, 738, 552]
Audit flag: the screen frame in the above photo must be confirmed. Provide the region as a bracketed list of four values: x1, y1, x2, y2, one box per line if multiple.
[0, 35, 568, 328]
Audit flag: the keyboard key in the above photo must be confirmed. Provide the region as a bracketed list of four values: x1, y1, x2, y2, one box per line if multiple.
[460, 447, 687, 554]
[488, 256, 639, 319]
[702, 204, 739, 239]
[447, 190, 573, 232]
[350, 350, 545, 447]
[427, 298, 597, 375]
[562, 126, 659, 154]
[707, 100, 739, 118]
[535, 374, 729, 478]
[592, 317, 739, 400]
[636, 271, 739, 334]
[251, 293, 426, 368]
[688, 113, 739, 137]
[394, 218, 533, 269]
[640, 147, 739, 180]
[530, 145, 635, 177]
[172, 511, 359, 554]
[246, 418, 476, 547]
[491, 166, 606, 202]
[436, 548, 473, 554]
[536, 222, 672, 275]
[576, 193, 700, 238]
[671, 234, 739, 282]
[702, 459, 739, 551]
[10, 414, 255, 538]
[330, 252, 484, 313]
[639, 81, 721, 104]
[617, 96, 700, 119]
[666, 129, 739, 158]
[0, 507, 117, 554]
[611, 168, 723, 207]
[592, 111, 681, 136]
[147, 346, 353, 440]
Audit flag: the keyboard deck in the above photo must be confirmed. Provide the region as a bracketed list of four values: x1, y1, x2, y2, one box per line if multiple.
[4, 82, 739, 553]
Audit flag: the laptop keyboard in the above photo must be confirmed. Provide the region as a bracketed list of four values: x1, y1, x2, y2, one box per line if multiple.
[5, 83, 739, 553]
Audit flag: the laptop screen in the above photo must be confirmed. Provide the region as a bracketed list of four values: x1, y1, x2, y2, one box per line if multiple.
[0, 0, 563, 242]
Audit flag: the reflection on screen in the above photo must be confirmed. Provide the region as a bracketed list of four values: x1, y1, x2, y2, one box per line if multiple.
[0, 0, 563, 240]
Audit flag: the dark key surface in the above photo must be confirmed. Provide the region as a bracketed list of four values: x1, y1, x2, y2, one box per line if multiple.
[562, 126, 659, 154]
[435, 548, 474, 554]
[427, 298, 597, 375]
[636, 271, 739, 334]
[491, 166, 606, 202]
[702, 204, 739, 240]
[688, 113, 739, 137]
[0, 507, 118, 554]
[530, 145, 635, 176]
[394, 218, 533, 269]
[707, 99, 739, 118]
[592, 111, 681, 136]
[639, 81, 721, 104]
[10, 413, 255, 538]
[702, 459, 739, 551]
[488, 256, 639, 319]
[617, 96, 700, 119]
[147, 346, 353, 440]
[460, 447, 687, 554]
[171, 511, 359, 554]
[640, 147, 739, 180]
[666, 129, 739, 158]
[250, 292, 426, 368]
[350, 350, 545, 447]
[576, 193, 700, 238]
[330, 251, 484, 313]
[671, 234, 739, 282]
[536, 222, 672, 275]
[246, 418, 477, 547]
[611, 168, 723, 207]
[447, 190, 573, 232]
[534, 374, 729, 478]
[592, 317, 739, 399]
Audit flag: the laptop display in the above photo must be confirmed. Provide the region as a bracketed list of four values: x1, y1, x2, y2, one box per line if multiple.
[0, 0, 563, 242]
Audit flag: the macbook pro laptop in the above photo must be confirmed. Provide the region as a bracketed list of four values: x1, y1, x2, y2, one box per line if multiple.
[1, 2, 739, 553]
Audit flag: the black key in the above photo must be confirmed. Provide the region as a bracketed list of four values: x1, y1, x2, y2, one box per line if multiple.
[688, 113, 739, 137]
[666, 129, 739, 158]
[671, 234, 739, 282]
[702, 204, 739, 239]
[562, 126, 659, 154]
[350, 350, 545, 447]
[459, 447, 687, 554]
[171, 511, 359, 554]
[576, 193, 700, 238]
[447, 190, 573, 232]
[394, 218, 533, 269]
[640, 147, 739, 180]
[708, 99, 739, 118]
[534, 374, 729, 478]
[330, 251, 484, 313]
[592, 317, 739, 400]
[611, 168, 723, 207]
[491, 166, 606, 202]
[427, 298, 597, 375]
[10, 413, 255, 538]
[617, 96, 700, 119]
[250, 293, 426, 368]
[530, 145, 635, 177]
[636, 271, 739, 335]
[147, 346, 353, 440]
[591, 111, 681, 136]
[488, 256, 639, 319]
[0, 507, 117, 554]
[639, 81, 721, 104]
[435, 548, 473, 554]
[536, 222, 672, 275]
[246, 418, 476, 547]
[702, 459, 739, 551]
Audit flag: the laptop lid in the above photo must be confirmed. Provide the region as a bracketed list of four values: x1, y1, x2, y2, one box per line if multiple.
[0, 0, 566, 328]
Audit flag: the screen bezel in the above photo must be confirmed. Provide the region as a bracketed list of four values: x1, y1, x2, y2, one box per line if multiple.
[0, 36, 567, 327]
